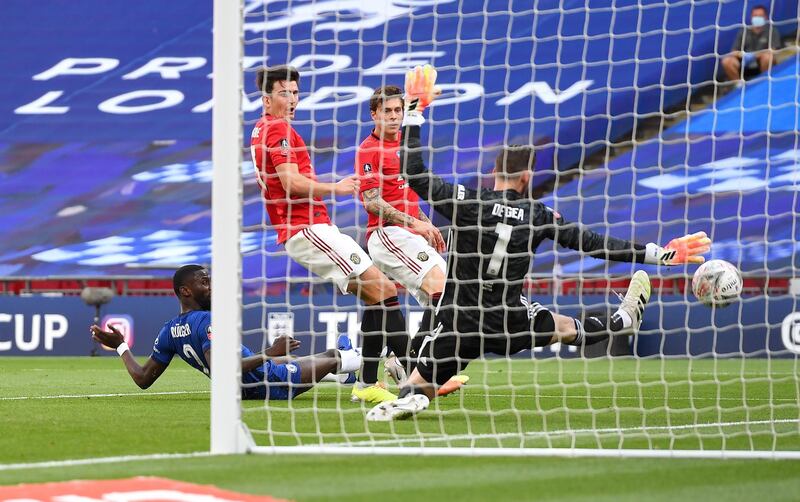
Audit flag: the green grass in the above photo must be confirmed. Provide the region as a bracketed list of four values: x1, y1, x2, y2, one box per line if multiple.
[2, 356, 800, 501]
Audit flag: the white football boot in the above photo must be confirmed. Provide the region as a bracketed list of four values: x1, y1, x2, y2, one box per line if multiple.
[366, 393, 430, 422]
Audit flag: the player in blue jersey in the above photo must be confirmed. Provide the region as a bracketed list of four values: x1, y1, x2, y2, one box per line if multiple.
[90, 264, 362, 400]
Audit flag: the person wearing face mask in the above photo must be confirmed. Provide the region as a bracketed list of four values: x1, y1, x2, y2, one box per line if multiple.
[722, 5, 783, 85]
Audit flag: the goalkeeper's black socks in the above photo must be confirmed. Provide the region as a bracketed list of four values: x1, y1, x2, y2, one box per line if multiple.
[570, 314, 623, 346]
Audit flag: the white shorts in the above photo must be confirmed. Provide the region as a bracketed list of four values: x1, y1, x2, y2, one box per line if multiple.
[285, 224, 372, 294]
[367, 226, 447, 306]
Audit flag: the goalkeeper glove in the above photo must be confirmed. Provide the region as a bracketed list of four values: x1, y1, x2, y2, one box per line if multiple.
[645, 231, 712, 265]
[403, 64, 441, 126]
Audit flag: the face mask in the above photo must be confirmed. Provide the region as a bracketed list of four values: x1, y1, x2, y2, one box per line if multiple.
[752, 16, 766, 27]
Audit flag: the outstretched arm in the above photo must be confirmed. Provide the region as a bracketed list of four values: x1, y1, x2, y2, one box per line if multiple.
[90, 324, 168, 389]
[551, 223, 648, 263]
[538, 205, 710, 265]
[536, 205, 646, 262]
[400, 64, 477, 224]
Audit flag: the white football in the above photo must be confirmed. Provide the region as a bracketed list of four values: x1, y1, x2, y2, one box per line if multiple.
[691, 259, 742, 307]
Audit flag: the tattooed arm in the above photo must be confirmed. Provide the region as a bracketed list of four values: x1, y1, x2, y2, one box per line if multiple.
[363, 187, 418, 227]
[363, 187, 446, 252]
[417, 210, 432, 225]
[416, 210, 446, 252]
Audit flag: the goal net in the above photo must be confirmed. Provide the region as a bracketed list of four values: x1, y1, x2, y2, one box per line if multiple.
[212, 0, 800, 457]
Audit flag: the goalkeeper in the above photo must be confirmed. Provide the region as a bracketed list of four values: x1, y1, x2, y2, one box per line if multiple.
[367, 65, 712, 421]
[90, 265, 362, 400]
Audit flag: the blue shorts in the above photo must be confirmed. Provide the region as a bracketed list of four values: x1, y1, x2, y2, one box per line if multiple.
[241, 360, 304, 400]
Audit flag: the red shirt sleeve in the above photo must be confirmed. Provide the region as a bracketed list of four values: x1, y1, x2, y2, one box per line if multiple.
[356, 144, 381, 193]
[263, 120, 294, 167]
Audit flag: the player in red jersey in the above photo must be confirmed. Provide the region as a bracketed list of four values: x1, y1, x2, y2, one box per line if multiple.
[355, 85, 467, 396]
[250, 66, 409, 404]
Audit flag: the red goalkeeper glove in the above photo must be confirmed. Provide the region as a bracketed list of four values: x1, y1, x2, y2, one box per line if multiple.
[646, 231, 712, 265]
[403, 64, 441, 126]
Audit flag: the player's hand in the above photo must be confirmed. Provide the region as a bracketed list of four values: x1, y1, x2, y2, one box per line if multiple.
[412, 219, 446, 253]
[90, 324, 124, 349]
[334, 175, 360, 196]
[266, 335, 300, 357]
[660, 231, 712, 265]
[404, 64, 442, 115]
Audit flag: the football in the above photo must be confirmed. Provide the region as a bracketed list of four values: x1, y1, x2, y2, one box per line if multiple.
[691, 259, 743, 307]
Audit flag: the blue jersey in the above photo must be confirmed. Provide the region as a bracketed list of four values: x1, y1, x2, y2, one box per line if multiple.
[151, 310, 214, 375]
[150, 310, 302, 400]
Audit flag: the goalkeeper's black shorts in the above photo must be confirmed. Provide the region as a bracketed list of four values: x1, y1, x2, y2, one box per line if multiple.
[415, 301, 555, 386]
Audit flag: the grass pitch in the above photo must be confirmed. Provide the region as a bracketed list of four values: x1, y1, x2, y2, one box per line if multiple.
[2, 356, 800, 501]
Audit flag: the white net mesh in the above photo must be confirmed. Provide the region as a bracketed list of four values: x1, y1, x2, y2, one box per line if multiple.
[228, 0, 800, 456]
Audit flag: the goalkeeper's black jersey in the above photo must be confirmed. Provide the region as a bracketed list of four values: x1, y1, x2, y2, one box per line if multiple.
[401, 125, 647, 336]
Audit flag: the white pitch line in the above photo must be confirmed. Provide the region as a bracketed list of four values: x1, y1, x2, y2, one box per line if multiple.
[244, 390, 798, 404]
[475, 393, 799, 403]
[1, 423, 798, 470]
[0, 390, 209, 401]
[0, 451, 212, 472]
[328, 418, 800, 448]
[250, 444, 800, 460]
[19, 368, 197, 373]
[9, 388, 791, 405]
[487, 370, 799, 377]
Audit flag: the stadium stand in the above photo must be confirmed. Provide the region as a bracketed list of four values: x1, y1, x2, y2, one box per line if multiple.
[0, 0, 797, 285]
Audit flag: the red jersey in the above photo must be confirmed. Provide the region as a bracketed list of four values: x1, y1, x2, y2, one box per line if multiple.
[356, 132, 421, 238]
[251, 114, 330, 244]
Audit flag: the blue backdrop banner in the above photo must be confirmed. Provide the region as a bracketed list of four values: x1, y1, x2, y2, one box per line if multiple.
[0, 0, 797, 278]
[2, 294, 797, 358]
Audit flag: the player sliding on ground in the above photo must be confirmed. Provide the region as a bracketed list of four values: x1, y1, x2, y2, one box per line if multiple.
[356, 84, 467, 396]
[250, 65, 416, 404]
[367, 65, 712, 421]
[90, 265, 362, 400]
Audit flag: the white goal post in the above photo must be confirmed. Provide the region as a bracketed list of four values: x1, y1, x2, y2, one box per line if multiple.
[211, 0, 800, 458]
[210, 0, 248, 454]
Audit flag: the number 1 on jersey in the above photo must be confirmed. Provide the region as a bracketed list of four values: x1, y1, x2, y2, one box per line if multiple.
[486, 222, 513, 277]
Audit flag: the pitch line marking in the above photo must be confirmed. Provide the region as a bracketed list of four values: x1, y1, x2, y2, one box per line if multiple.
[474, 393, 799, 403]
[329, 418, 800, 447]
[9, 387, 792, 404]
[0, 451, 212, 472]
[0, 390, 209, 401]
